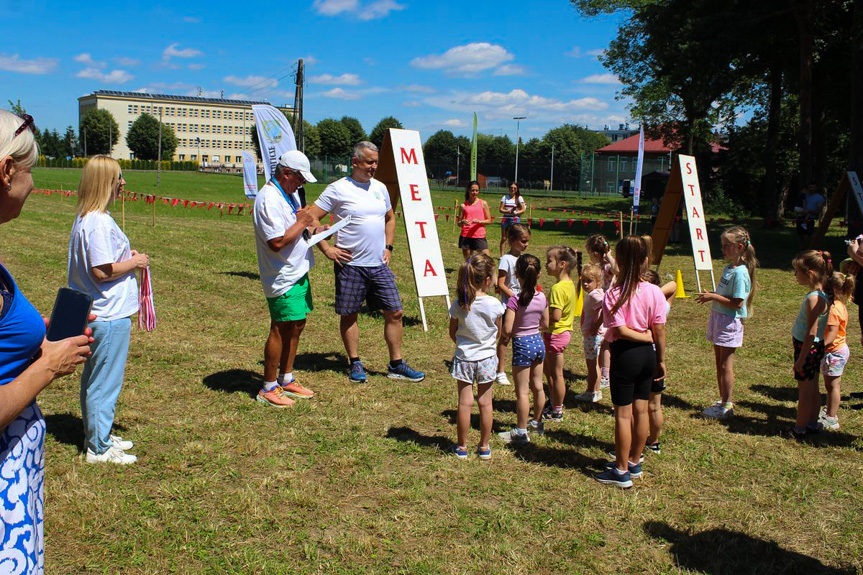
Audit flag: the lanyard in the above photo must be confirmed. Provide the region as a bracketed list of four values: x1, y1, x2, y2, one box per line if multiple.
[270, 179, 299, 213]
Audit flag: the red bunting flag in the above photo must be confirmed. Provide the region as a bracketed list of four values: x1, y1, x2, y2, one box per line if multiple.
[182, 200, 189, 208]
[207, 202, 214, 210]
[539, 218, 545, 227]
[582, 219, 589, 226]
[598, 220, 605, 229]
[445, 214, 450, 221]
[554, 219, 559, 226]
[568, 220, 574, 227]
[614, 221, 620, 233]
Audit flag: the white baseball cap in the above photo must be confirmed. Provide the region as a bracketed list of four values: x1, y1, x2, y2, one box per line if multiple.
[277, 150, 317, 183]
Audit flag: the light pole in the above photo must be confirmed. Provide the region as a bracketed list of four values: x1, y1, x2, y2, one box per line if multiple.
[513, 116, 526, 183]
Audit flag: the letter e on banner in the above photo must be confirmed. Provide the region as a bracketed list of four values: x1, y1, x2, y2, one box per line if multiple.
[678, 155, 712, 271]
[410, 184, 422, 201]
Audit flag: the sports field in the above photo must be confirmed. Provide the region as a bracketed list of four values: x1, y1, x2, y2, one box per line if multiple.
[2, 168, 860, 574]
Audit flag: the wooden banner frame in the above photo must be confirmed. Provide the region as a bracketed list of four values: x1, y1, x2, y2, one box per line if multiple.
[650, 154, 715, 292]
[810, 172, 862, 247]
[376, 129, 450, 331]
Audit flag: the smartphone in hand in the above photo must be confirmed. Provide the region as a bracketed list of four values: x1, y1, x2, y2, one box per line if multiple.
[46, 288, 93, 341]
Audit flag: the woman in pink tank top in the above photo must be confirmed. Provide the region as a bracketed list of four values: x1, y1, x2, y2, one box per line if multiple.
[458, 180, 492, 260]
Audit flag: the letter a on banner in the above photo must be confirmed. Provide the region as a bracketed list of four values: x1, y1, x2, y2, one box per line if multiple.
[650, 154, 715, 292]
[376, 129, 450, 331]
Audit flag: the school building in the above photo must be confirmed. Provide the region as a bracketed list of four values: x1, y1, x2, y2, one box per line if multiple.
[590, 134, 675, 196]
[77, 90, 294, 165]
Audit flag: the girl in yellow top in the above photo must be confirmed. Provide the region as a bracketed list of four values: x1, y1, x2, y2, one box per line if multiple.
[542, 245, 581, 422]
[820, 271, 854, 430]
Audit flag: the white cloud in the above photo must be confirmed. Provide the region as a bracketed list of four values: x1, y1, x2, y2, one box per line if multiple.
[183, 16, 200, 23]
[224, 75, 277, 88]
[312, 0, 404, 19]
[411, 43, 515, 77]
[401, 84, 434, 93]
[113, 57, 140, 67]
[424, 88, 608, 121]
[308, 73, 361, 85]
[565, 47, 584, 58]
[188, 63, 206, 70]
[321, 88, 362, 100]
[579, 73, 621, 85]
[493, 64, 526, 76]
[0, 53, 58, 74]
[75, 68, 134, 84]
[74, 53, 105, 68]
[443, 119, 465, 127]
[228, 93, 250, 100]
[587, 48, 605, 57]
[163, 43, 203, 61]
[301, 55, 319, 66]
[187, 89, 223, 98]
[402, 101, 422, 108]
[134, 82, 194, 93]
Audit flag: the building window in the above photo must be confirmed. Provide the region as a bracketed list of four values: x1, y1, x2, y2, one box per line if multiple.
[620, 159, 628, 172]
[191, 154, 197, 161]
[179, 154, 185, 160]
[607, 182, 614, 194]
[607, 158, 616, 172]
[128, 121, 133, 129]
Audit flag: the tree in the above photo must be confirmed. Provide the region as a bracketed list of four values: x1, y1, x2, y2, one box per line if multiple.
[40, 129, 64, 159]
[542, 124, 609, 188]
[340, 116, 367, 145]
[369, 116, 403, 148]
[62, 126, 79, 158]
[126, 113, 178, 161]
[423, 130, 459, 177]
[317, 118, 352, 158]
[302, 120, 321, 158]
[81, 108, 119, 156]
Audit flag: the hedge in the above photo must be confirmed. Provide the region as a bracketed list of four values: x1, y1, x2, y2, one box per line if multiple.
[36, 157, 200, 171]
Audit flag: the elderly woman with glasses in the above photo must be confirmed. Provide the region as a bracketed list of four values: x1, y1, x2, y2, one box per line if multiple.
[67, 156, 149, 465]
[0, 110, 92, 573]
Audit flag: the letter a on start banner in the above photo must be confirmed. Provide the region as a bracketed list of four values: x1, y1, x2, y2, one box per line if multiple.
[650, 154, 715, 292]
[377, 129, 450, 331]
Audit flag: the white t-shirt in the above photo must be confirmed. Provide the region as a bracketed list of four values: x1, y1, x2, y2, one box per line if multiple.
[498, 254, 521, 303]
[500, 195, 525, 216]
[252, 181, 314, 298]
[314, 176, 392, 268]
[449, 295, 505, 361]
[67, 212, 139, 321]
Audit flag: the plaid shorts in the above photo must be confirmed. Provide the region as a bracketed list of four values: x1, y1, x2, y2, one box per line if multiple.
[334, 263, 403, 315]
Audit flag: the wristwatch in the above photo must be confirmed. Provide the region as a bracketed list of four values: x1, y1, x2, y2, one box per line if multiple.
[385, 244, 394, 252]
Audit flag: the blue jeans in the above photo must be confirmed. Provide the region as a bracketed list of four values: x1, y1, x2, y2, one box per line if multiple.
[80, 318, 131, 455]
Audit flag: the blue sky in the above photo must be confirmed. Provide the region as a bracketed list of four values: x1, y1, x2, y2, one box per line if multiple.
[2, 0, 631, 142]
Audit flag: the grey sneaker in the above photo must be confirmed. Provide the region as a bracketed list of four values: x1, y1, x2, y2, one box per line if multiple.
[819, 415, 840, 431]
[498, 428, 530, 444]
[527, 419, 544, 436]
[600, 377, 610, 389]
[575, 391, 602, 403]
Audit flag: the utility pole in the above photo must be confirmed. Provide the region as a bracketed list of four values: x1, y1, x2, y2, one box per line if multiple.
[293, 59, 305, 152]
[513, 116, 526, 183]
[157, 108, 163, 186]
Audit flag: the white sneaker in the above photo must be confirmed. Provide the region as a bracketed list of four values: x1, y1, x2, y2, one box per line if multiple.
[600, 378, 610, 389]
[575, 391, 602, 403]
[110, 434, 133, 451]
[86, 446, 137, 465]
[820, 415, 840, 431]
[495, 372, 511, 385]
[701, 401, 723, 419]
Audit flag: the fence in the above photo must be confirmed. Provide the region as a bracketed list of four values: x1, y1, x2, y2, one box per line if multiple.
[36, 156, 200, 171]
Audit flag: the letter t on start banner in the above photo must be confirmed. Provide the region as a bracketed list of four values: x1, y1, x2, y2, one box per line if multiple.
[377, 129, 450, 331]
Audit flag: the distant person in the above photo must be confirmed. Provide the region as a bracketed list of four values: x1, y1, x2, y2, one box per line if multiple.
[796, 181, 825, 248]
[457, 180, 492, 260]
[68, 155, 150, 464]
[0, 109, 92, 571]
[309, 141, 425, 383]
[251, 150, 319, 407]
[498, 182, 526, 256]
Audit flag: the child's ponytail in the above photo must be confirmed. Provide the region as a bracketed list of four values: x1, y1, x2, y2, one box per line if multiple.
[827, 271, 855, 303]
[516, 254, 541, 308]
[457, 253, 495, 310]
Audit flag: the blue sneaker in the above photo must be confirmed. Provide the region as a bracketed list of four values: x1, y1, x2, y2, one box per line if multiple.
[605, 460, 643, 478]
[476, 446, 492, 460]
[449, 445, 468, 459]
[594, 467, 633, 488]
[387, 361, 425, 382]
[349, 361, 367, 383]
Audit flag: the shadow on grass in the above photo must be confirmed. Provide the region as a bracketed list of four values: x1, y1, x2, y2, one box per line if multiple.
[660, 392, 695, 411]
[504, 443, 604, 477]
[751, 383, 798, 403]
[366, 310, 423, 328]
[693, 409, 862, 449]
[440, 409, 512, 435]
[219, 270, 260, 281]
[644, 521, 855, 574]
[543, 428, 614, 453]
[202, 369, 262, 399]
[295, 351, 349, 373]
[44, 412, 126, 452]
[385, 426, 450, 454]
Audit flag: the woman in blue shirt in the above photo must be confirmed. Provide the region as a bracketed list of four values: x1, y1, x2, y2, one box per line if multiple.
[0, 109, 92, 574]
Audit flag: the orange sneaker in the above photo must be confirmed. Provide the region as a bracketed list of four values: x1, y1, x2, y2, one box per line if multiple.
[257, 387, 296, 408]
[280, 380, 314, 399]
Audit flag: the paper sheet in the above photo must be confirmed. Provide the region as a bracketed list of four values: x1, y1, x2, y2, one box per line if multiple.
[307, 215, 351, 247]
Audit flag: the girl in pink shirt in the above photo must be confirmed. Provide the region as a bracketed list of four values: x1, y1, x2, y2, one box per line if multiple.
[595, 236, 667, 489]
[457, 180, 492, 260]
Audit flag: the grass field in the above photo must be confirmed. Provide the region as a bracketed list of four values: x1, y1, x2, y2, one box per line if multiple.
[2, 168, 861, 573]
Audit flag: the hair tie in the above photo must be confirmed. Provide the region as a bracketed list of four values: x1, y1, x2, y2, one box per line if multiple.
[744, 240, 750, 246]
[827, 258, 832, 264]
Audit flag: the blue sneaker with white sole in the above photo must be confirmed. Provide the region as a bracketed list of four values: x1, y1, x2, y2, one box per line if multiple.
[594, 467, 633, 488]
[387, 361, 425, 382]
[605, 460, 643, 478]
[349, 361, 367, 383]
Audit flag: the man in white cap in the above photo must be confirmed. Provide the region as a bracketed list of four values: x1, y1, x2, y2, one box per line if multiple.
[252, 150, 320, 407]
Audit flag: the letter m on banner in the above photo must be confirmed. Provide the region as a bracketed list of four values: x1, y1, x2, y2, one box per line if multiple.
[377, 129, 450, 331]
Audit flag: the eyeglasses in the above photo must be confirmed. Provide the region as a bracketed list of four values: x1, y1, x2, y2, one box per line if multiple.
[289, 169, 306, 183]
[13, 114, 35, 139]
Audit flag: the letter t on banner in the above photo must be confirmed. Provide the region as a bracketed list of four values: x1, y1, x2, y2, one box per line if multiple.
[376, 129, 450, 331]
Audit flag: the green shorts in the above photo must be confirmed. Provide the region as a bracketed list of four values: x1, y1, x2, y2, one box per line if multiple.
[267, 274, 313, 322]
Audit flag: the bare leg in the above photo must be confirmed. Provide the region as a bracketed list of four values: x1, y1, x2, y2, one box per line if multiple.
[499, 235, 507, 257]
[264, 321, 286, 382]
[824, 375, 841, 418]
[586, 355, 599, 394]
[476, 382, 494, 448]
[496, 336, 508, 377]
[646, 392, 663, 444]
[279, 319, 306, 374]
[547, 352, 566, 408]
[631, 398, 649, 462]
[339, 313, 360, 360]
[717, 346, 736, 403]
[462, 248, 471, 261]
[613, 404, 633, 472]
[796, 378, 819, 427]
[512, 366, 530, 428]
[456, 380, 474, 448]
[529, 361, 546, 422]
[382, 309, 404, 362]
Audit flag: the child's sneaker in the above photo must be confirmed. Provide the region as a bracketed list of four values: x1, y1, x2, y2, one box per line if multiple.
[780, 426, 807, 440]
[575, 391, 602, 403]
[257, 388, 296, 408]
[476, 446, 492, 460]
[280, 379, 314, 399]
[449, 445, 468, 459]
[495, 372, 511, 386]
[644, 441, 661, 455]
[818, 413, 839, 431]
[600, 377, 610, 389]
[594, 466, 632, 488]
[542, 409, 563, 422]
[605, 460, 643, 478]
[527, 419, 544, 436]
[349, 361, 368, 383]
[607, 450, 645, 464]
[498, 428, 530, 444]
[387, 361, 425, 382]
